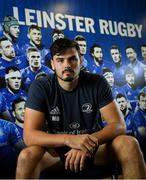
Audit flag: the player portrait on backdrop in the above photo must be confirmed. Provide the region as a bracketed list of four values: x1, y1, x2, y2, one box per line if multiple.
[1, 16, 21, 56]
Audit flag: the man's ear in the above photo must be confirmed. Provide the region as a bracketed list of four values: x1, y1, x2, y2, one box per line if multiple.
[0, 48, 2, 55]
[80, 55, 83, 65]
[51, 59, 55, 70]
[91, 52, 94, 57]
[27, 33, 30, 40]
[12, 111, 15, 118]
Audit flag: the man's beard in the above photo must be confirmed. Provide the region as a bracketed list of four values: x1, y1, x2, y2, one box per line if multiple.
[16, 118, 24, 123]
[8, 84, 20, 93]
[32, 39, 41, 47]
[95, 58, 103, 65]
[121, 108, 127, 116]
[115, 60, 121, 66]
[56, 68, 79, 82]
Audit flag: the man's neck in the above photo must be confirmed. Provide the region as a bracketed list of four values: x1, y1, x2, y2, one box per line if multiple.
[30, 66, 41, 72]
[57, 77, 79, 92]
[2, 55, 13, 62]
[30, 41, 41, 48]
[15, 120, 23, 128]
[3, 32, 12, 41]
[94, 58, 100, 67]
[131, 59, 137, 64]
[122, 108, 129, 117]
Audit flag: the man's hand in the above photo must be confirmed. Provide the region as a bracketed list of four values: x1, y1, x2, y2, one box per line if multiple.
[64, 134, 98, 155]
[65, 149, 88, 173]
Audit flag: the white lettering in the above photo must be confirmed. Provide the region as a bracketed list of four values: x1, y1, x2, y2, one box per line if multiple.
[99, 19, 109, 35]
[13, 7, 25, 25]
[42, 11, 55, 28]
[109, 20, 118, 35]
[75, 16, 85, 32]
[12, 7, 143, 37]
[118, 22, 127, 36]
[99, 19, 143, 38]
[85, 17, 95, 33]
[36, 10, 42, 27]
[55, 13, 66, 30]
[127, 23, 136, 37]
[12, 6, 95, 33]
[65, 15, 75, 31]
[25, 8, 36, 26]
[135, 24, 143, 38]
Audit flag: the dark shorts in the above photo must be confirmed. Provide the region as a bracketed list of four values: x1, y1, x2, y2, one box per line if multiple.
[54, 146, 117, 179]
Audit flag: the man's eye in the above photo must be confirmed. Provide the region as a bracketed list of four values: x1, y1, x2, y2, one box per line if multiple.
[57, 59, 64, 63]
[70, 57, 78, 61]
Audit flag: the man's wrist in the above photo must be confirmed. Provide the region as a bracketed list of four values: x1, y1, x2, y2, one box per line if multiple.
[63, 134, 71, 146]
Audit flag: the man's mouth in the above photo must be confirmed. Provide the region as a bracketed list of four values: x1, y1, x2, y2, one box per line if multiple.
[63, 69, 74, 74]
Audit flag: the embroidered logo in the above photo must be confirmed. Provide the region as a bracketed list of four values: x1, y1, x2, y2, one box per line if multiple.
[51, 116, 60, 122]
[69, 122, 80, 129]
[50, 106, 60, 115]
[82, 103, 93, 113]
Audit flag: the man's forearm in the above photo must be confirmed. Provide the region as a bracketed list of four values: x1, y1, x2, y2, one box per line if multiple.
[91, 122, 126, 145]
[24, 130, 67, 148]
[24, 130, 98, 154]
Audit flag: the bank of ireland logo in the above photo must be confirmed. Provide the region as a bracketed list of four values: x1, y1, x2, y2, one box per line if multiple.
[82, 103, 93, 113]
[69, 122, 80, 129]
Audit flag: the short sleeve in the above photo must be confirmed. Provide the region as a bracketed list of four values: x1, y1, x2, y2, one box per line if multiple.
[8, 122, 22, 145]
[25, 79, 47, 112]
[0, 93, 8, 112]
[134, 113, 145, 127]
[98, 76, 114, 109]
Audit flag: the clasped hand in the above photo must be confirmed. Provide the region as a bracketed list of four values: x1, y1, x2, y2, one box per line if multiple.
[65, 149, 88, 173]
[64, 134, 98, 172]
[64, 134, 98, 155]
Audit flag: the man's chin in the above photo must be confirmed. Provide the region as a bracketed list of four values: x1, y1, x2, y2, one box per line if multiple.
[63, 77, 74, 82]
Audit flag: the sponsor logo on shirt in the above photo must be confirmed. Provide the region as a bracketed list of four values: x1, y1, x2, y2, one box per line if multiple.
[50, 106, 60, 115]
[50, 106, 61, 122]
[51, 116, 60, 122]
[81, 103, 93, 113]
[69, 122, 80, 129]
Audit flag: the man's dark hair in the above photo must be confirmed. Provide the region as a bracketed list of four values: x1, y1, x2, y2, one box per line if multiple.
[90, 44, 102, 56]
[126, 46, 135, 52]
[12, 97, 26, 112]
[5, 66, 20, 74]
[52, 28, 64, 36]
[74, 35, 86, 41]
[138, 92, 146, 100]
[141, 44, 146, 48]
[138, 87, 146, 100]
[102, 68, 113, 75]
[0, 36, 9, 46]
[28, 25, 41, 33]
[2, 16, 19, 32]
[27, 47, 39, 54]
[50, 38, 80, 59]
[124, 67, 135, 77]
[110, 45, 120, 51]
[116, 93, 127, 100]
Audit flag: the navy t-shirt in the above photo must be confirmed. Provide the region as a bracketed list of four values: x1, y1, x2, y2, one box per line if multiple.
[26, 71, 113, 135]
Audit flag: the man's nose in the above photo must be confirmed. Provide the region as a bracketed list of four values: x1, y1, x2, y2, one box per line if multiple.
[64, 60, 71, 67]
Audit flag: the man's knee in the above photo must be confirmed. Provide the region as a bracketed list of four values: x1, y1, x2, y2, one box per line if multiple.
[17, 146, 45, 165]
[112, 135, 142, 160]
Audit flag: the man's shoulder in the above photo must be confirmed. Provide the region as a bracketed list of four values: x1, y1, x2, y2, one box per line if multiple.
[80, 70, 102, 81]
[31, 74, 55, 88]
